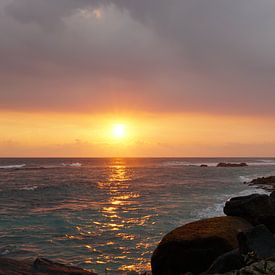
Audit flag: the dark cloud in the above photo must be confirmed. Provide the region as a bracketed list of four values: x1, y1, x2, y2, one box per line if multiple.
[1, 0, 275, 114]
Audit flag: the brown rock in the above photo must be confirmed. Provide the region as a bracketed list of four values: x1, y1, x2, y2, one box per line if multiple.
[151, 216, 252, 275]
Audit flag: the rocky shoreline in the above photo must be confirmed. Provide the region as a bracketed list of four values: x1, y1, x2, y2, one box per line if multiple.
[1, 177, 275, 275]
[151, 189, 275, 274]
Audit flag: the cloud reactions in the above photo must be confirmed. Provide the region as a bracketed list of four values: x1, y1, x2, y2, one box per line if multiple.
[1, 0, 275, 114]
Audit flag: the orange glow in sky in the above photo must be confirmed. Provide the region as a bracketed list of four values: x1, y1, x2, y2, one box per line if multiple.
[0, 111, 275, 157]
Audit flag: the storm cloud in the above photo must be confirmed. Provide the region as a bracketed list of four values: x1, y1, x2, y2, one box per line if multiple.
[1, 0, 275, 114]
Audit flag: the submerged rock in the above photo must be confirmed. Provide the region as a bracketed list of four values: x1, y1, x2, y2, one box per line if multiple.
[151, 216, 251, 275]
[224, 194, 275, 233]
[217, 163, 248, 168]
[0, 257, 96, 275]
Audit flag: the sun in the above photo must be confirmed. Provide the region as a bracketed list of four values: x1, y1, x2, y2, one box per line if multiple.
[112, 124, 126, 139]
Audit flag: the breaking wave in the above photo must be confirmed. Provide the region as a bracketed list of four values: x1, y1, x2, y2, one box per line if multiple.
[0, 164, 26, 169]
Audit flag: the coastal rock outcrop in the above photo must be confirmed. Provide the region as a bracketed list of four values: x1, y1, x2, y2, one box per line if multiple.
[224, 193, 275, 233]
[151, 216, 252, 275]
[217, 163, 248, 167]
[247, 176, 275, 191]
[0, 257, 97, 275]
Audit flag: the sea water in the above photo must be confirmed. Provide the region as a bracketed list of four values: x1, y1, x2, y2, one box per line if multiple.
[0, 158, 274, 274]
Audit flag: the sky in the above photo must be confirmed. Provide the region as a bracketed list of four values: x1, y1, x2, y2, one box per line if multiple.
[1, 0, 275, 157]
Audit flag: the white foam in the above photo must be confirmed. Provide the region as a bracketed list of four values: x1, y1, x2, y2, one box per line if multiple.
[194, 186, 269, 219]
[239, 175, 254, 182]
[247, 162, 275, 166]
[62, 162, 82, 167]
[0, 164, 26, 169]
[20, 186, 38, 191]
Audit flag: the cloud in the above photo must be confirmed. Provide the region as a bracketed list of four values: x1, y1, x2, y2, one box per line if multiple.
[1, 0, 275, 114]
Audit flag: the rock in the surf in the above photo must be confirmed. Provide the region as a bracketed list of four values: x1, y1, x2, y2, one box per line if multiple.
[217, 162, 248, 167]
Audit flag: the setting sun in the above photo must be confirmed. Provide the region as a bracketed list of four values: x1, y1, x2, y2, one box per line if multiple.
[112, 124, 126, 139]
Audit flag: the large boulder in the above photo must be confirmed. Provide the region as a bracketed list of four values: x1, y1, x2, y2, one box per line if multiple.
[151, 216, 252, 275]
[0, 257, 97, 275]
[224, 194, 275, 233]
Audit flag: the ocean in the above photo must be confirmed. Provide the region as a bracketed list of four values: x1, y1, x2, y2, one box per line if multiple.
[0, 158, 274, 274]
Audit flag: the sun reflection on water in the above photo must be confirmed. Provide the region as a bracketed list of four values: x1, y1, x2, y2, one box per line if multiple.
[64, 159, 154, 273]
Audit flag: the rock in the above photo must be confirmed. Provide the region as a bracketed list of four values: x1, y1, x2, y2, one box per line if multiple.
[224, 194, 275, 232]
[222, 260, 275, 275]
[200, 164, 208, 167]
[237, 225, 275, 260]
[270, 191, 275, 200]
[0, 258, 33, 275]
[217, 163, 248, 168]
[250, 176, 275, 185]
[0, 257, 96, 275]
[207, 249, 244, 274]
[248, 176, 275, 191]
[255, 216, 275, 234]
[151, 216, 252, 275]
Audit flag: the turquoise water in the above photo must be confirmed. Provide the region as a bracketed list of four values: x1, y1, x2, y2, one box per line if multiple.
[0, 158, 274, 274]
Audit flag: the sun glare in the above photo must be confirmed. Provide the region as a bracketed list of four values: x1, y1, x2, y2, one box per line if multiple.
[112, 124, 126, 139]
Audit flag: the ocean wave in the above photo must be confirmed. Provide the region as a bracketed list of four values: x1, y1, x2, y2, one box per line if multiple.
[239, 175, 254, 183]
[194, 185, 269, 219]
[62, 162, 82, 167]
[0, 245, 17, 256]
[0, 163, 82, 171]
[194, 202, 225, 219]
[247, 161, 275, 166]
[20, 186, 38, 191]
[160, 161, 217, 167]
[0, 164, 26, 169]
